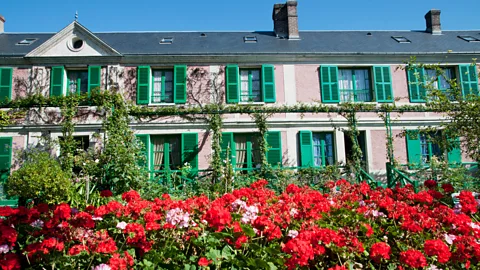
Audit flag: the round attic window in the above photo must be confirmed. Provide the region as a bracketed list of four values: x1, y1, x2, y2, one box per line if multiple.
[67, 37, 85, 52]
[73, 39, 84, 49]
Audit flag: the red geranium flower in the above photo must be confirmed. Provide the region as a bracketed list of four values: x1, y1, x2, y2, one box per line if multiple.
[0, 206, 15, 217]
[441, 183, 454, 193]
[68, 244, 89, 256]
[370, 242, 391, 263]
[100, 190, 113, 198]
[94, 238, 118, 254]
[235, 235, 248, 249]
[250, 179, 268, 189]
[108, 253, 127, 270]
[459, 191, 478, 215]
[198, 257, 211, 267]
[400, 249, 427, 268]
[0, 253, 21, 270]
[203, 205, 231, 231]
[424, 239, 451, 263]
[424, 179, 438, 189]
[122, 190, 141, 203]
[53, 203, 71, 220]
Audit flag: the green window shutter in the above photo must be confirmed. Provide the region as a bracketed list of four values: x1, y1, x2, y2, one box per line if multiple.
[135, 134, 150, 170]
[406, 131, 422, 168]
[0, 137, 12, 202]
[447, 137, 462, 164]
[137, 66, 151, 105]
[319, 65, 340, 103]
[0, 68, 12, 102]
[262, 65, 276, 103]
[266, 131, 282, 167]
[225, 65, 239, 103]
[88, 66, 101, 94]
[181, 133, 198, 171]
[299, 131, 313, 167]
[407, 67, 426, 102]
[220, 132, 236, 166]
[373, 66, 393, 102]
[50, 66, 65, 97]
[459, 64, 479, 96]
[174, 65, 187, 104]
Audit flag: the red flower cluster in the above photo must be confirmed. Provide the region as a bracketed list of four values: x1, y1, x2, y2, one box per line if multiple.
[459, 191, 478, 215]
[0, 179, 479, 269]
[100, 190, 113, 198]
[399, 249, 427, 268]
[424, 239, 451, 263]
[370, 242, 391, 263]
[203, 205, 231, 232]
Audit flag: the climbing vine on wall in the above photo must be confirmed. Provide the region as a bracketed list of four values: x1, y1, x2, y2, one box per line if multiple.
[206, 113, 223, 182]
[59, 95, 79, 172]
[336, 103, 364, 176]
[251, 112, 274, 176]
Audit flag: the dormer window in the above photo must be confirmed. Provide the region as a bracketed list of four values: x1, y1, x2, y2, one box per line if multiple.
[392, 36, 411, 43]
[160, 37, 174, 44]
[16, 38, 38, 45]
[244, 36, 257, 43]
[458, 35, 480, 42]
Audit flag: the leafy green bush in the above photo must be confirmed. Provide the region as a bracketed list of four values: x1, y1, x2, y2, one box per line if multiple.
[7, 151, 71, 205]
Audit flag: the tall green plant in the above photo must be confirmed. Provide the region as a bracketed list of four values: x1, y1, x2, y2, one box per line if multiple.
[96, 91, 147, 194]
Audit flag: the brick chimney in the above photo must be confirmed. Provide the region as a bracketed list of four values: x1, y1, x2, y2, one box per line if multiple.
[272, 1, 299, 39]
[0, 15, 5, 33]
[425, 9, 441, 35]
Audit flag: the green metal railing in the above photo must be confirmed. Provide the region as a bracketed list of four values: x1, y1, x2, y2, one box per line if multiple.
[358, 168, 384, 189]
[386, 162, 419, 192]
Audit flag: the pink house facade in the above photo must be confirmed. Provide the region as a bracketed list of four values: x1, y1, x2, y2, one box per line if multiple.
[0, 2, 478, 186]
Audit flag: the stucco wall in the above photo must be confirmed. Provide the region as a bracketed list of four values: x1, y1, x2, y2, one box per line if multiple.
[392, 130, 408, 165]
[391, 65, 410, 103]
[274, 65, 285, 105]
[198, 132, 211, 170]
[370, 130, 388, 171]
[295, 65, 319, 103]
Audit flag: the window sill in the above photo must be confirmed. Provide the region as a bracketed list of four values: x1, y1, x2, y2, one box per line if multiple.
[149, 103, 176, 106]
[238, 102, 265, 105]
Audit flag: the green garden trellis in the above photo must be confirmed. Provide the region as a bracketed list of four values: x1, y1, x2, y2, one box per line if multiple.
[0, 91, 472, 198]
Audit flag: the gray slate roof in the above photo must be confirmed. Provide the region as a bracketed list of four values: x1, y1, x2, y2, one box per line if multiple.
[1, 30, 480, 57]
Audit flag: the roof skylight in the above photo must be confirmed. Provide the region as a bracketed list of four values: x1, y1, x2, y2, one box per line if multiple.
[16, 38, 38, 45]
[244, 36, 257, 43]
[391, 36, 411, 43]
[160, 37, 174, 44]
[458, 35, 480, 42]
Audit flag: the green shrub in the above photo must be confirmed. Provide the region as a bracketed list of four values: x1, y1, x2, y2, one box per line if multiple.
[7, 151, 71, 205]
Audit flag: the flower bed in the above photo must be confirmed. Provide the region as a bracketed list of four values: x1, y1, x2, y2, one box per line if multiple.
[0, 179, 479, 269]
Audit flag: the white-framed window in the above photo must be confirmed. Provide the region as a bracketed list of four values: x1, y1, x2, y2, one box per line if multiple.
[151, 69, 174, 104]
[66, 70, 89, 95]
[240, 69, 262, 102]
[338, 68, 372, 102]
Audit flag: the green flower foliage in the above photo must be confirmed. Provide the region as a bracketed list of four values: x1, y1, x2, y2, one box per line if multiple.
[7, 151, 71, 205]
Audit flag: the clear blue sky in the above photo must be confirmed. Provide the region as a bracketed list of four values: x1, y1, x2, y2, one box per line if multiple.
[2, 0, 479, 33]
